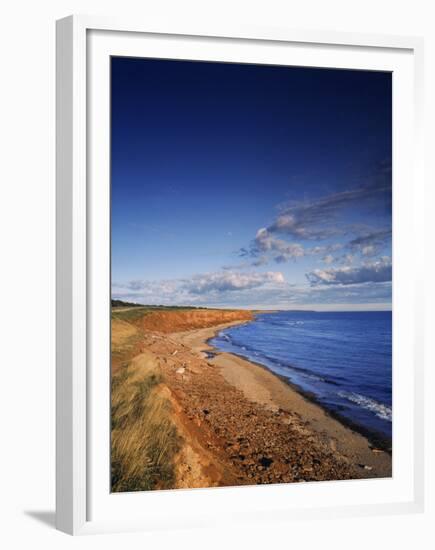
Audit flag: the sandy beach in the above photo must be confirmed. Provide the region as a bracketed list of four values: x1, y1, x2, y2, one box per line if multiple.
[111, 309, 391, 491]
[174, 320, 391, 477]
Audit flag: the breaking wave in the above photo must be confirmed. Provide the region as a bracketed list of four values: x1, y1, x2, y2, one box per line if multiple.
[338, 391, 392, 422]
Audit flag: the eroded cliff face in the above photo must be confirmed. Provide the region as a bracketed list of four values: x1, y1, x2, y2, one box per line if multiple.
[139, 309, 253, 333]
[110, 308, 254, 492]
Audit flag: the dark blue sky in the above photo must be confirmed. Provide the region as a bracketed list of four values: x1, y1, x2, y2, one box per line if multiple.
[111, 57, 392, 310]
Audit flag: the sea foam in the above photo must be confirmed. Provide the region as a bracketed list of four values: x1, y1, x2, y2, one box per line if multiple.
[338, 391, 392, 422]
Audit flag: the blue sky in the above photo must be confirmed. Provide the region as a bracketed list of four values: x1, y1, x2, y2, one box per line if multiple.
[111, 57, 392, 310]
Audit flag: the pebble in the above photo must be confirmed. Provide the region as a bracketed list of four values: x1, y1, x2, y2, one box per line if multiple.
[158, 328, 363, 486]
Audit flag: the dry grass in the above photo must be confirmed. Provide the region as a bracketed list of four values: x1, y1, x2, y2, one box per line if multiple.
[111, 305, 201, 323]
[111, 352, 180, 492]
[111, 319, 144, 374]
[110, 308, 253, 492]
[111, 307, 152, 322]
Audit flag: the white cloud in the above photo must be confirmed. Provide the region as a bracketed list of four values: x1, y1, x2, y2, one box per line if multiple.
[243, 227, 348, 266]
[306, 257, 392, 286]
[113, 270, 286, 306]
[322, 254, 334, 264]
[254, 228, 305, 260]
[113, 267, 392, 309]
[361, 245, 376, 256]
[342, 253, 355, 265]
[239, 178, 391, 268]
[348, 228, 392, 256]
[268, 182, 391, 241]
[184, 271, 285, 294]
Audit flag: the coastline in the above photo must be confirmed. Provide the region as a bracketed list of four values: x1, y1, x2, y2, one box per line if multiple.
[170, 319, 392, 479]
[207, 331, 392, 454]
[112, 309, 392, 490]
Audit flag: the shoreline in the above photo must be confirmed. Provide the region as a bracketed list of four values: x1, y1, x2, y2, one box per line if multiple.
[206, 319, 392, 453]
[171, 319, 392, 479]
[211, 347, 392, 453]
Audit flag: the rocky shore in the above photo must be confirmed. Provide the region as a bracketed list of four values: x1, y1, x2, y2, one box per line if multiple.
[111, 309, 392, 490]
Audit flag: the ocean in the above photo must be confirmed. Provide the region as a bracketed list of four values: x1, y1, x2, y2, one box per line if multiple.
[210, 310, 392, 446]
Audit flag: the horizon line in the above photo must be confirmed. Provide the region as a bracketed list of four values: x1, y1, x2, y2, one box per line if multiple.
[112, 300, 392, 313]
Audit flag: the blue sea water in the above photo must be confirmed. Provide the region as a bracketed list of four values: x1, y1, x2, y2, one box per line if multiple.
[210, 311, 392, 445]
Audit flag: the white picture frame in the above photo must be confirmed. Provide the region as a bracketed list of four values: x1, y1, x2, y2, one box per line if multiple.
[56, 14, 425, 535]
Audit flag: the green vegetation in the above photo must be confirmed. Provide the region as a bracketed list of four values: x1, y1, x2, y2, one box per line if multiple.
[111, 299, 146, 308]
[111, 307, 153, 322]
[111, 303, 212, 322]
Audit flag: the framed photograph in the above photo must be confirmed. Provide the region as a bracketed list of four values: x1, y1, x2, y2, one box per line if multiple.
[56, 15, 425, 535]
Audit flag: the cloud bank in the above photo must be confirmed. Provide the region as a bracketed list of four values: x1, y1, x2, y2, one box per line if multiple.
[306, 257, 392, 286]
[240, 176, 392, 267]
[113, 270, 286, 306]
[183, 271, 285, 294]
[113, 264, 392, 309]
[347, 229, 392, 256]
[267, 182, 391, 241]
